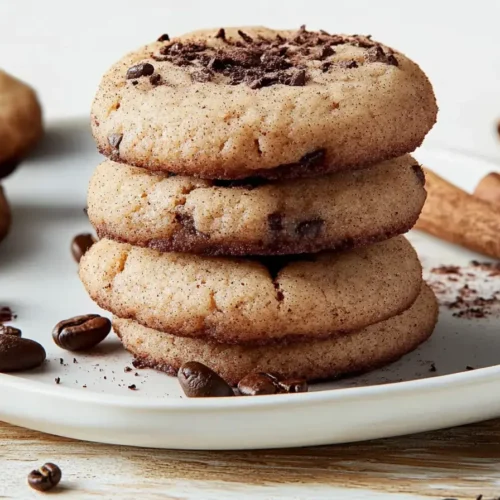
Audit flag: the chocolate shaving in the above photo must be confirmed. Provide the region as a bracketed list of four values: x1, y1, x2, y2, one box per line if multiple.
[151, 28, 395, 89]
[215, 28, 226, 40]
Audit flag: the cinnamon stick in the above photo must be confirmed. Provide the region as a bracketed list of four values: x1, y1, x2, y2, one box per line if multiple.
[415, 168, 500, 258]
[473, 172, 500, 206]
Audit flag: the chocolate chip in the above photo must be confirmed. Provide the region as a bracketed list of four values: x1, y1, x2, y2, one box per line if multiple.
[215, 28, 226, 40]
[0, 306, 15, 322]
[126, 62, 155, 79]
[0, 335, 46, 372]
[71, 233, 96, 263]
[149, 74, 162, 86]
[178, 361, 234, 397]
[157, 34, 170, 42]
[321, 61, 332, 72]
[191, 69, 213, 83]
[175, 211, 197, 234]
[288, 69, 306, 86]
[346, 60, 358, 69]
[52, 314, 111, 351]
[238, 372, 283, 396]
[128, 384, 137, 390]
[268, 213, 283, 231]
[278, 378, 308, 393]
[296, 219, 324, 238]
[28, 463, 62, 492]
[108, 133, 123, 150]
[0, 325, 21, 337]
[238, 30, 253, 43]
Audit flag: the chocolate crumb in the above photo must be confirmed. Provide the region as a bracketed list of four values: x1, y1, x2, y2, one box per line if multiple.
[73, 358, 78, 364]
[238, 30, 253, 43]
[0, 307, 15, 322]
[215, 28, 226, 40]
[135, 372, 139, 376]
[429, 363, 437, 372]
[55, 377, 60, 384]
[345, 60, 358, 69]
[288, 69, 306, 86]
[128, 384, 137, 390]
[59, 358, 64, 365]
[466, 365, 475, 370]
[149, 74, 162, 86]
[124, 366, 132, 373]
[157, 34, 170, 42]
[83, 385, 87, 388]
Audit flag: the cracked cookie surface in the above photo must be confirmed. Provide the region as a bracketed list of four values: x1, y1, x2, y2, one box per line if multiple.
[88, 155, 426, 255]
[91, 26, 437, 179]
[114, 284, 437, 384]
[79, 236, 422, 344]
[0, 70, 42, 176]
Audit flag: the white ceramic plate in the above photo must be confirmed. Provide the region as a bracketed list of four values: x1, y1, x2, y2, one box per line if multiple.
[1, 119, 500, 450]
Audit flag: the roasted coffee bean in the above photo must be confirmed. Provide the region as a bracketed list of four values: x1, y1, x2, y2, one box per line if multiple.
[278, 378, 308, 393]
[238, 372, 283, 396]
[126, 62, 155, 79]
[0, 335, 46, 372]
[28, 463, 62, 492]
[71, 233, 96, 263]
[52, 314, 111, 351]
[0, 325, 21, 337]
[178, 361, 234, 397]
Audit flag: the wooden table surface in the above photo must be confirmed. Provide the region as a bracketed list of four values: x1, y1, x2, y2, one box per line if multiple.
[1, 419, 500, 499]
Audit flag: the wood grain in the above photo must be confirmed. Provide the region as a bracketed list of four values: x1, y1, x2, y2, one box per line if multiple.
[1, 419, 500, 498]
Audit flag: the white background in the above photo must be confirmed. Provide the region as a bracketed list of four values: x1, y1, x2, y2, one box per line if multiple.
[1, 0, 500, 163]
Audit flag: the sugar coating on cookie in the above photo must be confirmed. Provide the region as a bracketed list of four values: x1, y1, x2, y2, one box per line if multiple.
[79, 236, 423, 344]
[88, 154, 426, 256]
[114, 284, 437, 384]
[91, 26, 437, 179]
[0, 186, 11, 243]
[0, 70, 42, 169]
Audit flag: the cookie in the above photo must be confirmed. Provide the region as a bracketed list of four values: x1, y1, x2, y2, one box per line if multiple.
[79, 236, 422, 344]
[0, 70, 43, 178]
[114, 284, 437, 385]
[88, 155, 426, 256]
[91, 26, 437, 180]
[0, 186, 11, 243]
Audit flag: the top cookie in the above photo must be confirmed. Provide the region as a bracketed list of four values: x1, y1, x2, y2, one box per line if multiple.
[91, 26, 437, 180]
[0, 70, 43, 177]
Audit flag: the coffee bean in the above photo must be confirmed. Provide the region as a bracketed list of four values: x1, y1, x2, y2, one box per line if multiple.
[0, 325, 21, 337]
[52, 314, 111, 351]
[28, 463, 62, 492]
[278, 378, 308, 393]
[71, 233, 96, 263]
[0, 335, 46, 372]
[178, 361, 234, 397]
[238, 372, 283, 396]
[126, 62, 155, 79]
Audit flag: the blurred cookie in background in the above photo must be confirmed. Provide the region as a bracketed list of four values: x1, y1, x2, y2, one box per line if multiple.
[0, 70, 43, 178]
[0, 185, 11, 243]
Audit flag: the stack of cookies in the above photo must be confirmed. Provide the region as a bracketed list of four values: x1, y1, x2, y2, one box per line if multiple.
[80, 26, 439, 385]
